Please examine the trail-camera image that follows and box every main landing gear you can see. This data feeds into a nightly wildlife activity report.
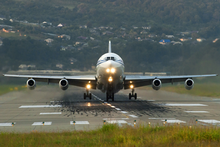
[84,89,92,100]
[106,92,114,102]
[129,88,137,100]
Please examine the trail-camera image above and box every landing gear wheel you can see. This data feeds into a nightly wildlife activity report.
[112,93,114,102]
[89,93,92,100]
[106,92,109,102]
[84,93,86,99]
[134,93,137,100]
[129,89,137,100]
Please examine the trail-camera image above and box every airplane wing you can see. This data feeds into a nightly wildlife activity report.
[3,74,97,89]
[124,74,217,89]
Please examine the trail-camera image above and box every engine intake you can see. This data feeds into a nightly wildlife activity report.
[27,79,36,90]
[185,79,194,90]
[152,79,162,90]
[59,79,69,90]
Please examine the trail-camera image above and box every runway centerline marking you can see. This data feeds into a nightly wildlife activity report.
[121,111,128,114]
[70,121,89,125]
[163,104,207,106]
[40,112,62,115]
[32,122,52,126]
[19,105,62,108]
[185,111,209,113]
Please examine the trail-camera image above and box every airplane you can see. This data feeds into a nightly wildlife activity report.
[4,41,217,101]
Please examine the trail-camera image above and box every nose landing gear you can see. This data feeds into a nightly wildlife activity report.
[106,92,114,102]
[129,88,137,100]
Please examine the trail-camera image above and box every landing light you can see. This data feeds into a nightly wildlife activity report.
[108,77,113,82]
[86,84,91,89]
[130,85,134,89]
[87,102,91,107]
[111,68,115,73]
[106,68,116,73]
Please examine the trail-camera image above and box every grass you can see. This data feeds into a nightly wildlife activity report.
[161,83,220,98]
[0,85,26,96]
[0,124,220,146]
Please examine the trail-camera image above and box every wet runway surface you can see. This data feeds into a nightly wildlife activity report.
[0,85,220,132]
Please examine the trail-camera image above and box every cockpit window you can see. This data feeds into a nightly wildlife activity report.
[106,57,115,61]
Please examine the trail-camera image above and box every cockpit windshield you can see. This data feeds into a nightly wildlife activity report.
[106,57,115,61]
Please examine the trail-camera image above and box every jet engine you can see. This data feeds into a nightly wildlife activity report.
[185,79,194,90]
[152,79,162,90]
[59,79,69,90]
[26,79,36,90]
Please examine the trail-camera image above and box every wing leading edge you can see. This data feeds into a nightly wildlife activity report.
[3,74,97,89]
[124,74,217,89]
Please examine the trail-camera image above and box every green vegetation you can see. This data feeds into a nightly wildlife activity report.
[0,124,220,146]
[0,0,219,74]
[0,85,26,96]
[162,83,220,98]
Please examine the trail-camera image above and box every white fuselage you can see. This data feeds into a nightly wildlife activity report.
[96,53,124,93]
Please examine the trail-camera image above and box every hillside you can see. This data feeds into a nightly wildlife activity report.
[0,0,219,74]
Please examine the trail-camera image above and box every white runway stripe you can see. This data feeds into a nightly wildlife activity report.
[120,111,128,114]
[19,105,62,108]
[149,118,176,120]
[164,104,207,106]
[103,118,129,120]
[185,111,209,113]
[115,108,121,111]
[198,120,220,124]
[32,122,52,126]
[162,120,186,123]
[107,120,127,124]
[0,123,13,126]
[146,100,155,102]
[70,121,89,125]
[40,112,62,115]
[129,115,138,118]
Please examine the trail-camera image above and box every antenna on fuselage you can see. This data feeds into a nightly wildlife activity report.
[108,41,111,53]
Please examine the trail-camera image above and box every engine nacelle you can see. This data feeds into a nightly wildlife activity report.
[59,79,69,90]
[152,79,162,90]
[185,79,194,90]
[26,79,36,90]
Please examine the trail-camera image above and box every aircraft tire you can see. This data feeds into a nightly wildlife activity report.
[135,93,137,100]
[112,93,114,101]
[89,93,92,99]
[84,93,86,99]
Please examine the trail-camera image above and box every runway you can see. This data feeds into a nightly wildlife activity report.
[0,85,220,132]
